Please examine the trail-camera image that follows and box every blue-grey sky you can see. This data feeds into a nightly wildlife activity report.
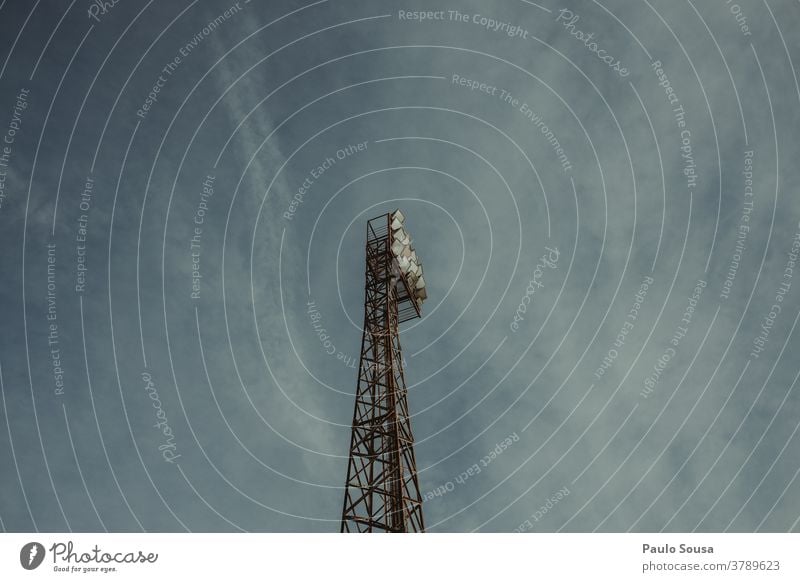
[1,0,799,532]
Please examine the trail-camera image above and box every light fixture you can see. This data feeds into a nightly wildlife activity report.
[391,239,405,256]
[390,209,427,308]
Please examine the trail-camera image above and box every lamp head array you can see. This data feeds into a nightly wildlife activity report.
[390,210,427,307]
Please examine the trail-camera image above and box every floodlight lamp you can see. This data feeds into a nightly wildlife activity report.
[387,210,428,309]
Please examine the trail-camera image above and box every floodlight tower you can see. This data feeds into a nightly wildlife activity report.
[340,210,428,532]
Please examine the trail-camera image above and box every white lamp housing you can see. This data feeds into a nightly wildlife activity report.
[390,210,427,307]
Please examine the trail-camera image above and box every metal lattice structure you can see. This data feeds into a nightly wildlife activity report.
[341,211,427,532]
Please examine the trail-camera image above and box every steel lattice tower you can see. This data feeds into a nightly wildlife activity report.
[341,211,428,532]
